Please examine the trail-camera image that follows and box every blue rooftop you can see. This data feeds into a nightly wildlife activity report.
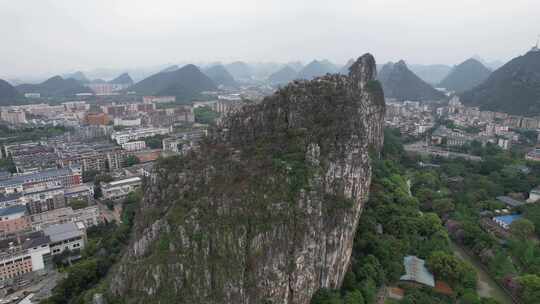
[0,167,75,187]
[0,205,27,217]
[494,214,522,225]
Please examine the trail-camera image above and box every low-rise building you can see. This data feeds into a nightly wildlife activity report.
[0,166,82,195]
[43,222,86,255]
[0,231,50,282]
[29,206,100,231]
[111,127,171,145]
[101,177,142,201]
[122,141,146,152]
[85,112,111,125]
[0,193,25,209]
[528,186,540,203]
[142,96,176,104]
[64,184,94,203]
[493,214,522,230]
[0,205,30,235]
[0,109,26,124]
[114,117,141,127]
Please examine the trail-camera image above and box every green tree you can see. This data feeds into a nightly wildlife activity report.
[432,198,455,216]
[125,155,140,166]
[510,218,535,240]
[517,274,540,303]
[311,288,342,304]
[194,106,220,124]
[343,290,364,304]
[427,251,476,288]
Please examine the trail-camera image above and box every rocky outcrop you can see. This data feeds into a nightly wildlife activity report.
[109,54,385,304]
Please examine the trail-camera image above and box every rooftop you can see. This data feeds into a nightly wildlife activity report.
[106,177,142,187]
[496,196,525,207]
[43,222,84,243]
[493,214,522,225]
[0,205,27,217]
[0,167,80,187]
[400,255,435,287]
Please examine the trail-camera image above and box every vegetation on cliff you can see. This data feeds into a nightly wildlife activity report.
[108,54,385,304]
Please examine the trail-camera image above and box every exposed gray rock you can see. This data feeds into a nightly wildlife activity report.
[110,54,385,304]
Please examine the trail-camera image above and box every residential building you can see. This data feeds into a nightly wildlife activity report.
[87,83,114,95]
[114,117,141,127]
[101,177,142,201]
[62,101,89,112]
[0,193,25,209]
[43,222,86,255]
[0,110,26,124]
[0,231,50,282]
[122,141,146,151]
[111,127,171,145]
[85,112,111,125]
[0,166,82,195]
[57,143,127,173]
[23,93,41,99]
[142,96,176,104]
[526,146,540,161]
[64,184,94,203]
[0,205,30,235]
[29,206,100,231]
[24,185,65,214]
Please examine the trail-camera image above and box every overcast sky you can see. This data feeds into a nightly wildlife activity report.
[1,0,539,79]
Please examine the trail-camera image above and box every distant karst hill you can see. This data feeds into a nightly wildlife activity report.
[130,64,217,101]
[63,71,90,84]
[408,64,452,85]
[225,61,253,81]
[297,60,338,80]
[203,65,238,87]
[461,48,540,115]
[0,79,23,105]
[109,73,134,85]
[268,65,298,85]
[439,58,491,93]
[16,76,93,97]
[378,60,446,101]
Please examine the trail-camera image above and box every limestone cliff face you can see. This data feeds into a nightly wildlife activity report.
[109,54,385,304]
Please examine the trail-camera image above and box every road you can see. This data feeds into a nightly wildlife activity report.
[451,242,514,303]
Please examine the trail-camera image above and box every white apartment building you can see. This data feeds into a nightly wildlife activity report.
[122,141,146,151]
[101,177,142,201]
[111,127,171,145]
[114,117,141,127]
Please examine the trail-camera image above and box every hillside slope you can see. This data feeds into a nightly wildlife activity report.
[130,65,217,100]
[109,54,386,304]
[461,49,540,115]
[439,58,491,93]
[378,60,446,101]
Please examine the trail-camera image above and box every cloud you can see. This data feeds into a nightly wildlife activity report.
[1,0,539,78]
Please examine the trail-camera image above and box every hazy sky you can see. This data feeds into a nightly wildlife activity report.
[2,0,539,79]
